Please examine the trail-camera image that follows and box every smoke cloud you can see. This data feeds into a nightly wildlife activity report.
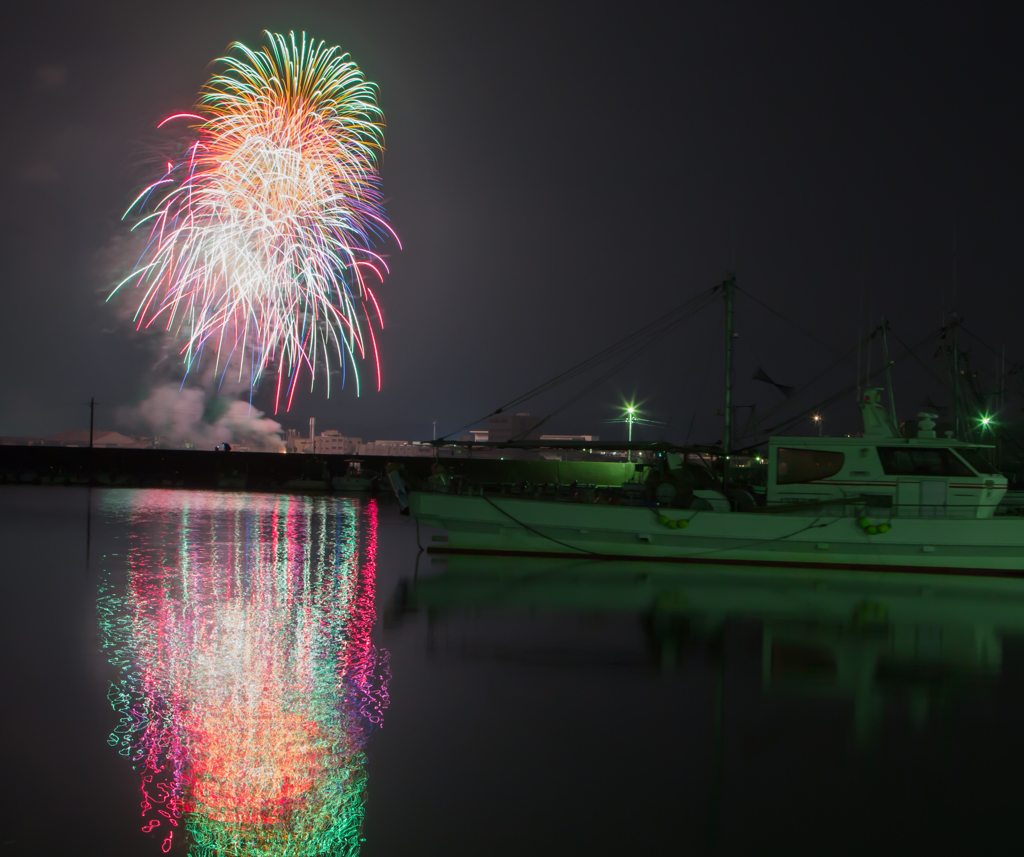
[121,385,285,452]
[98,229,286,453]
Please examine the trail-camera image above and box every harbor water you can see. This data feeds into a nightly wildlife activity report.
[2,485,1024,855]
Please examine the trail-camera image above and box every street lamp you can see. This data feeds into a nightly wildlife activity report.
[605,401,666,464]
[625,405,637,442]
[813,414,822,436]
[622,402,638,463]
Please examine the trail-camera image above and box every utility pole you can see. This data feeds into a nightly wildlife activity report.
[625,405,636,463]
[722,275,735,492]
[89,398,95,449]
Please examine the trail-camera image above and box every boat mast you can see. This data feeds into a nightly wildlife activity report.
[723,274,735,491]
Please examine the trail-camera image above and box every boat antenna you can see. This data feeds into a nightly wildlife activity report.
[951,208,962,440]
[722,273,735,494]
[864,298,873,396]
[856,256,866,401]
[952,311,962,439]
[881,317,898,430]
[1001,343,1006,414]
[855,305,862,403]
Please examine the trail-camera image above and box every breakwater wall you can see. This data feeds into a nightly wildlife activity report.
[0,445,639,493]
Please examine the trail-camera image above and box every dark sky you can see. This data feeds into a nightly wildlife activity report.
[3,1,1023,444]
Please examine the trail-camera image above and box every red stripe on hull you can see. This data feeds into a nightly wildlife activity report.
[425,546,1024,579]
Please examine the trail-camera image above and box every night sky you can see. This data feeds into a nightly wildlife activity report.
[3,2,1023,445]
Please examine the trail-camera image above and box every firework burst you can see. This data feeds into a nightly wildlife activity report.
[113,31,398,411]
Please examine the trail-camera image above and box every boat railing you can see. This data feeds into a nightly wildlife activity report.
[761,495,1003,519]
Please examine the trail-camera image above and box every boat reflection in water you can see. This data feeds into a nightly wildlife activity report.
[98,492,389,856]
[395,555,1018,737]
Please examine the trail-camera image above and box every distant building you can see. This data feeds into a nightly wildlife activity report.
[44,430,143,448]
[0,436,45,446]
[285,429,305,453]
[458,431,490,442]
[488,412,544,443]
[287,429,365,455]
[356,440,433,457]
[539,435,600,442]
[281,419,601,460]
[313,430,361,455]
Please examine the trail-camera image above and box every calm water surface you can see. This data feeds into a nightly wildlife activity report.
[3,485,1024,855]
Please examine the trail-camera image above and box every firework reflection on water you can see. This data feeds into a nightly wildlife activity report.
[98,491,389,856]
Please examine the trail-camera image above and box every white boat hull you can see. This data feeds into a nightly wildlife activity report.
[410,491,1024,575]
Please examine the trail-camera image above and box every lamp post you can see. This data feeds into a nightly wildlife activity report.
[624,404,636,462]
[813,414,822,436]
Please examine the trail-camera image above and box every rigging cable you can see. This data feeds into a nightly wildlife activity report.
[747,334,875,428]
[735,286,844,357]
[439,285,721,440]
[749,328,944,441]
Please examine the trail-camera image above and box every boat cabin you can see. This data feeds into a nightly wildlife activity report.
[765,389,1006,518]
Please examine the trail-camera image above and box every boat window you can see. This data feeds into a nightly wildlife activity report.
[776,448,845,484]
[955,447,1000,475]
[877,447,974,477]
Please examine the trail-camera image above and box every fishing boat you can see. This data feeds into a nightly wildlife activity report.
[411,388,1020,574]
[411,277,1023,576]
[331,459,379,493]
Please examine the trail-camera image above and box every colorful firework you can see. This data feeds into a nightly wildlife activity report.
[112,32,398,412]
[98,492,388,855]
